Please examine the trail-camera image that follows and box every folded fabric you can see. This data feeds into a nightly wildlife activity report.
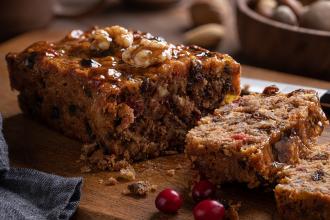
[0,115,9,173]
[0,114,83,220]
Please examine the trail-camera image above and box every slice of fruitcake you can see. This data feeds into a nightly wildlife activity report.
[275,143,330,220]
[6,25,240,169]
[186,86,328,188]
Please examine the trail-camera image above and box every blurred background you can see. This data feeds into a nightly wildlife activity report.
[1,0,330,80]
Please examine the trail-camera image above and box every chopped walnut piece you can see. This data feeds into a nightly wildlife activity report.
[105,25,133,48]
[118,166,136,181]
[122,38,172,68]
[90,29,112,50]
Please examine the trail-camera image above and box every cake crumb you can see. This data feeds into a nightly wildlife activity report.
[224,200,241,220]
[113,160,130,171]
[262,85,279,95]
[166,169,176,177]
[118,166,136,181]
[80,165,92,173]
[98,179,104,184]
[126,181,151,197]
[150,184,157,192]
[105,177,118,186]
[80,143,132,171]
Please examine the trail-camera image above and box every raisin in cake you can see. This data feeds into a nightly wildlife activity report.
[185,86,328,188]
[275,143,330,220]
[6,25,240,169]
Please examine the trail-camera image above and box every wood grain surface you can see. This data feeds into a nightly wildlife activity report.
[1,28,330,220]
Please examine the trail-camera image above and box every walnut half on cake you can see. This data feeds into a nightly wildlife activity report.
[6,25,240,169]
[185,87,328,188]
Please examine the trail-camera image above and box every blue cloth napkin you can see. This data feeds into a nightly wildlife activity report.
[0,115,82,220]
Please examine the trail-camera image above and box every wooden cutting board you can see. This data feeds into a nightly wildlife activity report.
[1,32,330,220]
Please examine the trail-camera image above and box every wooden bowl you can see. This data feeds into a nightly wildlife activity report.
[236,0,330,81]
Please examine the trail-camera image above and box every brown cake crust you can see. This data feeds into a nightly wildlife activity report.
[6,26,240,169]
[185,88,328,188]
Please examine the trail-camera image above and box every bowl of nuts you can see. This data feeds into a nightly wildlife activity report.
[236,0,330,80]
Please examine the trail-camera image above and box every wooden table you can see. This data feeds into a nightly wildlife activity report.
[1,12,330,220]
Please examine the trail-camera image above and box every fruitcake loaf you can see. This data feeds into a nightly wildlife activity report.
[275,143,330,220]
[185,86,328,188]
[6,25,240,169]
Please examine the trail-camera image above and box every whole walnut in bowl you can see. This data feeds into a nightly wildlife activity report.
[236,0,330,81]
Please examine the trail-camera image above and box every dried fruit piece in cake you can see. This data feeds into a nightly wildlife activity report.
[6,25,240,169]
[185,87,328,188]
[275,143,330,220]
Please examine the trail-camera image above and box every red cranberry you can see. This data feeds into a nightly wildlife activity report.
[231,133,247,141]
[193,199,225,220]
[192,180,216,202]
[155,188,183,214]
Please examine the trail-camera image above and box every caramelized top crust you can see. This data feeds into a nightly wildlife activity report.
[6,25,240,96]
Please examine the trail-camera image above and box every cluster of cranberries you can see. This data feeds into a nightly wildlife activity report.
[155,180,225,220]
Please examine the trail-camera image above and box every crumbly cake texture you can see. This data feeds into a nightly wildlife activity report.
[185,87,328,188]
[275,143,330,220]
[6,25,240,168]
